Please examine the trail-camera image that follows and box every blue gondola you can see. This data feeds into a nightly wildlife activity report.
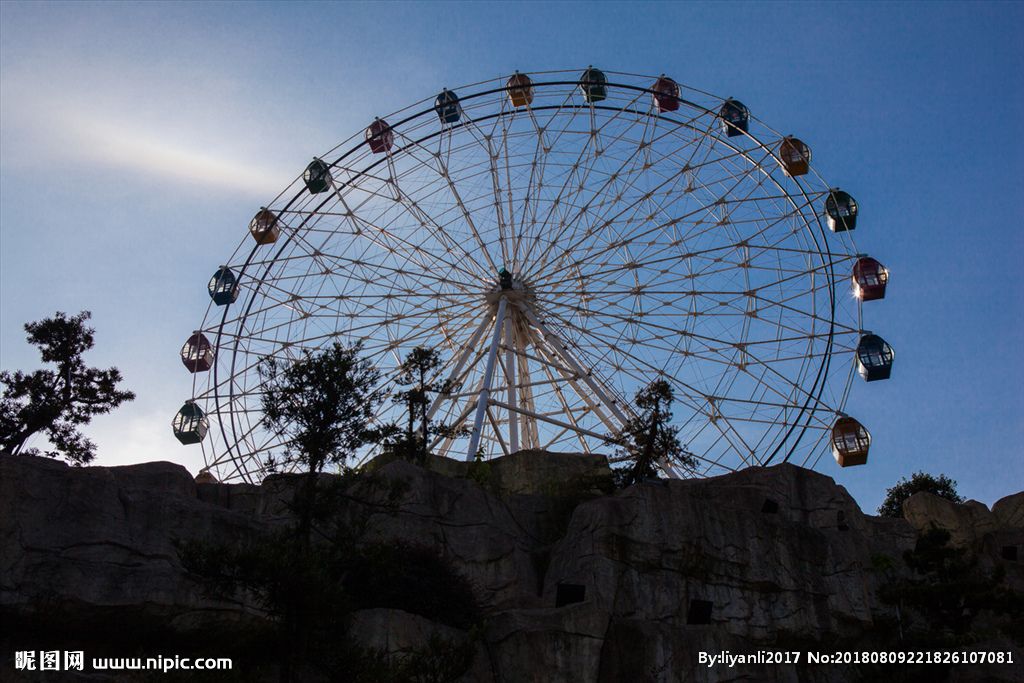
[719,99,749,137]
[579,66,607,103]
[173,401,208,445]
[304,158,332,194]
[435,88,462,124]
[825,189,858,232]
[208,266,238,306]
[856,333,894,381]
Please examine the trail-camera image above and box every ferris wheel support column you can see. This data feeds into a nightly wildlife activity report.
[517,303,630,427]
[466,297,508,460]
[505,316,520,453]
[425,311,493,423]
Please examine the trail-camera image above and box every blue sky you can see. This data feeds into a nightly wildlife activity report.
[1,1,1021,512]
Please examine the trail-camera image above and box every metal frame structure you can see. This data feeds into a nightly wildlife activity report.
[183,69,868,483]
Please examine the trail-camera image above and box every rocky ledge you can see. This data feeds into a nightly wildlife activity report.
[1,452,1021,682]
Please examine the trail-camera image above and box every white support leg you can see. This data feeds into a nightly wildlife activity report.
[466,297,507,460]
[505,314,519,454]
[517,303,631,426]
[425,311,493,422]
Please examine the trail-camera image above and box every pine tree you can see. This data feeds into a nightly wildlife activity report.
[0,311,134,464]
[387,346,464,464]
[611,379,695,486]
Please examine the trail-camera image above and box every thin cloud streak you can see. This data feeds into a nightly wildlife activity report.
[1,75,296,198]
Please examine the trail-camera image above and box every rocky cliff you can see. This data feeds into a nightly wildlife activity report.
[1,452,1021,682]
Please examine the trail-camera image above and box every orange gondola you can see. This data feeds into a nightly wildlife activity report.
[832,416,871,467]
[778,136,811,177]
[506,72,533,108]
[249,208,280,245]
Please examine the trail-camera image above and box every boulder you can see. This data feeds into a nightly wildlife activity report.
[903,492,998,546]
[993,492,1024,529]
[1,453,1019,682]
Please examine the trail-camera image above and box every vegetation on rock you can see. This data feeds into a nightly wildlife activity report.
[0,311,134,464]
[609,379,696,487]
[878,471,964,518]
[182,343,480,682]
[383,346,466,465]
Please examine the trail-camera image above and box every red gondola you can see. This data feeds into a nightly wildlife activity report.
[778,136,811,177]
[852,256,888,301]
[507,72,533,108]
[831,416,871,467]
[249,208,280,245]
[652,75,680,113]
[180,332,214,373]
[365,118,393,154]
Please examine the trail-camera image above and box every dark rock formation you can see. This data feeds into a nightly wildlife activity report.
[1,453,1020,681]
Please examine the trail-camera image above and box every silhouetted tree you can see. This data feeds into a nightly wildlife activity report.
[611,379,695,487]
[878,471,964,518]
[0,311,134,464]
[258,342,383,539]
[184,343,479,681]
[386,346,465,465]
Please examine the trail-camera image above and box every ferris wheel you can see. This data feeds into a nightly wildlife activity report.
[173,68,893,483]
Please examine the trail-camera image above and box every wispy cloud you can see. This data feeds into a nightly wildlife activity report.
[1,70,299,198]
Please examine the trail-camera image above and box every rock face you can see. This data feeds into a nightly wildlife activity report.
[1,453,1021,682]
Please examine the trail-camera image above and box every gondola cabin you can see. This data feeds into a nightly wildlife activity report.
[365,118,393,154]
[832,416,870,467]
[719,99,749,137]
[579,66,607,103]
[181,332,214,373]
[435,89,462,124]
[652,75,680,113]
[506,72,533,108]
[825,189,858,232]
[173,401,208,445]
[853,256,889,301]
[303,158,332,194]
[249,208,280,245]
[856,333,894,381]
[208,266,239,306]
[778,136,811,177]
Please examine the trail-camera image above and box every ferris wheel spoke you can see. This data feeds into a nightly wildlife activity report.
[388,137,502,279]
[189,70,866,481]
[524,115,701,278]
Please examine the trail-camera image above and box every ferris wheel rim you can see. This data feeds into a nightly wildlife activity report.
[190,68,863,482]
